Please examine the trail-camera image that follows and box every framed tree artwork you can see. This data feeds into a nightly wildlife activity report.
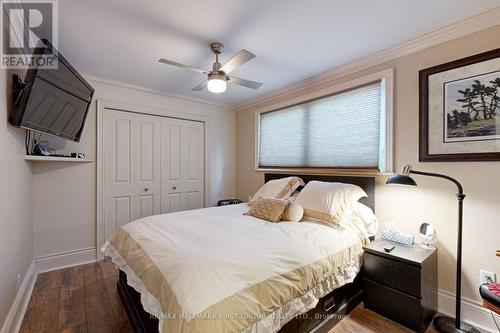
[419,48,500,161]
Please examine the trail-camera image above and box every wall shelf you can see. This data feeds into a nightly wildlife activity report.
[24,155,93,163]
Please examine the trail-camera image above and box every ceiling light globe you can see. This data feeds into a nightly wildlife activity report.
[207,78,227,93]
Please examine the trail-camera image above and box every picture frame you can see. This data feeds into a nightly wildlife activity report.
[419,48,500,162]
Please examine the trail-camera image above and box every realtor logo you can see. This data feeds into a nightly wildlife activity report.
[1,0,58,68]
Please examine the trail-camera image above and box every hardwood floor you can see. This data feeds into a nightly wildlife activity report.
[20,259,133,333]
[330,305,438,333]
[20,260,437,333]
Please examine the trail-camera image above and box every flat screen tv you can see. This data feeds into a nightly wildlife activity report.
[9,39,94,142]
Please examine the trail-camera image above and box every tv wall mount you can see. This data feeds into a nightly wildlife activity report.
[12,74,26,106]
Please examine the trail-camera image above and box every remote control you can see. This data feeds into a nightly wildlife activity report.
[384,245,395,253]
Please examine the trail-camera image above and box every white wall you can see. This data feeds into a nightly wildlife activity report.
[0,69,34,325]
[32,78,236,259]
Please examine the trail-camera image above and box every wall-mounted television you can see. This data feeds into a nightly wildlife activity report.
[9,39,94,142]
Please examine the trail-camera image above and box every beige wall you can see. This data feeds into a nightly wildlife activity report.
[235,25,500,304]
[33,80,236,259]
[0,69,34,324]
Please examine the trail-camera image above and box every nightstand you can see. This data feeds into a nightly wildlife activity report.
[363,239,437,333]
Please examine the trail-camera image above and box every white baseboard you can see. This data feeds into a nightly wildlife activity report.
[1,248,98,333]
[35,247,96,274]
[438,289,499,333]
[0,260,36,333]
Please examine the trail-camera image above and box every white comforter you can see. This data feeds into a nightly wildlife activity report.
[102,203,370,333]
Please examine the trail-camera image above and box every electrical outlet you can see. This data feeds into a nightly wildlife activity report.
[17,273,21,289]
[480,270,496,284]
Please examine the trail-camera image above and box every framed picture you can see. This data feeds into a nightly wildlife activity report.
[419,48,500,161]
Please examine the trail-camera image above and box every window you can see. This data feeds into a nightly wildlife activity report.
[257,72,392,172]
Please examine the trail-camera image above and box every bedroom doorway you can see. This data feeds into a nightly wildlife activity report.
[99,108,205,245]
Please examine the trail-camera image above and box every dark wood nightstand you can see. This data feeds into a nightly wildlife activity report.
[363,239,437,333]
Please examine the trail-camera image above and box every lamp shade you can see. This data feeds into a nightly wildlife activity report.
[386,174,417,186]
[207,78,227,93]
[386,165,417,186]
[207,73,227,94]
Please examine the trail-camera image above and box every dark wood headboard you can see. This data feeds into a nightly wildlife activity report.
[264,173,375,211]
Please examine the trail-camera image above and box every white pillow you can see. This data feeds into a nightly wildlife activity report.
[281,203,304,222]
[250,177,304,203]
[351,202,378,237]
[295,181,367,225]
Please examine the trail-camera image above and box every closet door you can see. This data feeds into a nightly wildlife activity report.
[161,118,204,213]
[102,109,161,240]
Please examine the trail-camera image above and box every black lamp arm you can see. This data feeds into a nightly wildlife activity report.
[410,170,464,197]
[410,168,469,330]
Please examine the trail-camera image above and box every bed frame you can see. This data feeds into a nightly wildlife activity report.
[118,173,375,333]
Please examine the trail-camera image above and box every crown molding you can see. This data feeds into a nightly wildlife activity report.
[235,6,500,113]
[82,74,231,110]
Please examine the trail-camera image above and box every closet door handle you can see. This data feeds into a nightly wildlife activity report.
[144,188,149,192]
[172,186,177,190]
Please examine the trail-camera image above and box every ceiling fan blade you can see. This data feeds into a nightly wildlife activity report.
[159,58,208,74]
[229,76,263,90]
[191,80,208,91]
[220,50,255,74]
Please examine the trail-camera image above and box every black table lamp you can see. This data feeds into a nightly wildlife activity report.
[386,165,479,333]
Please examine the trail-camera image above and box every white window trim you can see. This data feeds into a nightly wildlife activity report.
[254,68,394,174]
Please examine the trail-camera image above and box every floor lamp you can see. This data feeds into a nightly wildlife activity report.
[386,165,479,333]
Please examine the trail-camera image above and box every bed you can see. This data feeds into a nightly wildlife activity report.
[102,174,376,333]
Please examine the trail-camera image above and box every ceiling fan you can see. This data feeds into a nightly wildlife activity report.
[159,42,263,94]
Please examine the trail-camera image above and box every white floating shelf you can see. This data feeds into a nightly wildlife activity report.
[24,155,93,163]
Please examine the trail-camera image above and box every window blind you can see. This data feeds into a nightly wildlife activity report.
[258,81,383,169]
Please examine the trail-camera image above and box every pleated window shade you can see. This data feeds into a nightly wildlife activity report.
[258,81,384,169]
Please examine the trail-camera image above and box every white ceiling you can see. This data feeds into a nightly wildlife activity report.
[54,0,500,106]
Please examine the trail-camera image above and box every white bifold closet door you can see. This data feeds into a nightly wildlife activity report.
[102,109,204,241]
[161,118,204,213]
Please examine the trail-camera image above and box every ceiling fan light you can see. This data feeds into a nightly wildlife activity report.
[207,78,227,93]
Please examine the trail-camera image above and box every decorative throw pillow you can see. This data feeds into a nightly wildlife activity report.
[250,177,304,203]
[287,191,300,204]
[281,202,304,222]
[295,181,367,225]
[244,197,289,222]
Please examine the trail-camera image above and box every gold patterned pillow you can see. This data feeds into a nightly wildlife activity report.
[245,197,289,222]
